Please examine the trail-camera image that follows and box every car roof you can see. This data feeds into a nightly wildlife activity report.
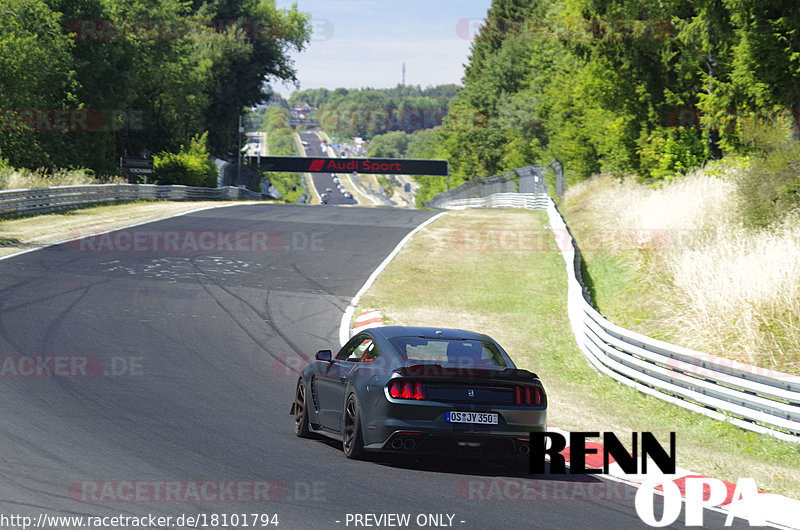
[366,325,493,342]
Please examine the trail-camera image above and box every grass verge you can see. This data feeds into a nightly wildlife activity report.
[560,172,800,373]
[0,200,259,258]
[357,208,800,498]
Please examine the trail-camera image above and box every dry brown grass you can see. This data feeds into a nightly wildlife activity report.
[0,201,256,258]
[0,167,125,191]
[563,169,800,373]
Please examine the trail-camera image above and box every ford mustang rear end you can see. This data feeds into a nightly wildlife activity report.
[291,326,547,462]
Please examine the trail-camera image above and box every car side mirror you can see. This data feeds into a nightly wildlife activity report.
[315,349,333,362]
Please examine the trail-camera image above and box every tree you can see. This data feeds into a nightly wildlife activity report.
[0,0,78,168]
[723,0,800,139]
[1,0,312,174]
[366,131,409,157]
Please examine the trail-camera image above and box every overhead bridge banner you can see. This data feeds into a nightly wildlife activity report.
[256,156,448,176]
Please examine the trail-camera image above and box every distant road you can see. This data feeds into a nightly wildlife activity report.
[298,131,357,206]
[244,131,267,157]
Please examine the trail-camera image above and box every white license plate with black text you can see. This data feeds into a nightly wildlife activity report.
[445,411,498,424]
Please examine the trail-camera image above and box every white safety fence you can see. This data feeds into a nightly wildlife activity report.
[0,183,264,218]
[430,192,550,210]
[436,192,800,443]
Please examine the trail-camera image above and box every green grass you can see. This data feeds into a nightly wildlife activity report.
[561,191,680,344]
[358,208,800,498]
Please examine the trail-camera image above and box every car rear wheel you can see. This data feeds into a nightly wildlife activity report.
[342,393,365,459]
[294,379,311,438]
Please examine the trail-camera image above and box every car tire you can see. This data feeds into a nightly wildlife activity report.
[342,393,365,459]
[293,379,311,438]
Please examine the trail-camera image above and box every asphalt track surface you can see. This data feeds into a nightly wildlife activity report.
[298,131,357,206]
[0,204,745,529]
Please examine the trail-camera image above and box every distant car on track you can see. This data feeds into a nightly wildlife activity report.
[291,326,547,462]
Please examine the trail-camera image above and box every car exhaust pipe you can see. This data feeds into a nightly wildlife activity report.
[391,438,404,450]
[403,438,416,451]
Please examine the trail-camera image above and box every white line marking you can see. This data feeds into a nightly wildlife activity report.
[338,211,447,346]
[0,202,258,262]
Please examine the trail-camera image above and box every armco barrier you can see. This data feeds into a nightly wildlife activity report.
[0,184,264,218]
[432,190,800,443]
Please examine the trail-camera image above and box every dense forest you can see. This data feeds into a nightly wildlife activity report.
[402,0,800,206]
[0,0,310,175]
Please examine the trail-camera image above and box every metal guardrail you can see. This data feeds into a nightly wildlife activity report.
[434,191,800,443]
[0,184,264,218]
[425,173,517,209]
[424,160,563,208]
[431,192,550,210]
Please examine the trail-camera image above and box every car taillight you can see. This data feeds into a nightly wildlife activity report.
[514,386,541,405]
[388,381,426,400]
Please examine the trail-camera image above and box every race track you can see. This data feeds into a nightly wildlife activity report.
[0,204,742,528]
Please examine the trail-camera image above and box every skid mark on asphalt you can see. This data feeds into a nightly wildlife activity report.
[184,257,312,375]
[100,256,258,281]
[0,277,116,355]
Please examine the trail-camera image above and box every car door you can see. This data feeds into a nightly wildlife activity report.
[315,335,374,430]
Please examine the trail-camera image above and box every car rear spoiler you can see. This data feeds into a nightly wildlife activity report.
[393,364,540,381]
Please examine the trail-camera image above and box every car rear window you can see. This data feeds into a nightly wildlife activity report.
[389,337,508,368]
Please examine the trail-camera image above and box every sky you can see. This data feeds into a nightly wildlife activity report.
[271,0,493,98]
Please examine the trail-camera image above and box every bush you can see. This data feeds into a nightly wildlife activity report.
[267,172,304,203]
[638,128,708,182]
[735,140,800,227]
[153,133,217,188]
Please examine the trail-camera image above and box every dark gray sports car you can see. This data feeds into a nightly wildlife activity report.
[290,326,547,461]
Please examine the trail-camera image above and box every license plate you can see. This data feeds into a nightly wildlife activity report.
[445,411,498,425]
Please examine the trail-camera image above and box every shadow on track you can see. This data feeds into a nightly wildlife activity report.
[298,433,604,483]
